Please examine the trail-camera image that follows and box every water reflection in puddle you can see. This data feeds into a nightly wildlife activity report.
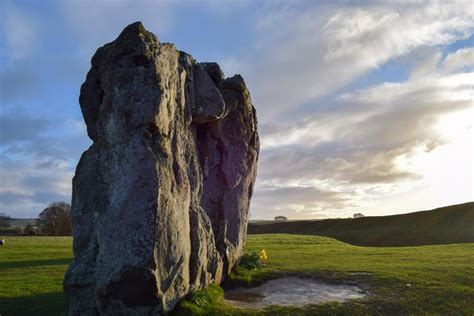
[224,277,366,309]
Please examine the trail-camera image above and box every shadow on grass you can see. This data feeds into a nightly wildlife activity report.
[0,291,67,316]
[0,258,71,270]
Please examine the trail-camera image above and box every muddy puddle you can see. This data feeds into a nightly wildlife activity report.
[224,277,366,309]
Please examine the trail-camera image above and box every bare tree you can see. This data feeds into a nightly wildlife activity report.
[37,202,72,236]
[0,213,11,229]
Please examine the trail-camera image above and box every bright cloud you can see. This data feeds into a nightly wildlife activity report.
[442,47,474,73]
[244,1,474,120]
[251,46,473,219]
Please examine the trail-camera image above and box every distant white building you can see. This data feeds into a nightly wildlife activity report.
[353,213,365,218]
[274,216,288,221]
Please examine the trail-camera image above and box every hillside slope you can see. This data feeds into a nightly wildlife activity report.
[8,218,37,228]
[248,202,474,246]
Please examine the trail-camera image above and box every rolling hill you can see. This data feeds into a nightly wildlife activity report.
[247,202,474,247]
[7,218,37,228]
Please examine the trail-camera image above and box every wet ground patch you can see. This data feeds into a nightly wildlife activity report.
[224,276,366,309]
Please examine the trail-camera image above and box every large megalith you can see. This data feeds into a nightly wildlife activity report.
[63,22,259,315]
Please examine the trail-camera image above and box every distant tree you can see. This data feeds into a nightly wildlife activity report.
[0,213,11,229]
[37,202,72,236]
[23,223,37,236]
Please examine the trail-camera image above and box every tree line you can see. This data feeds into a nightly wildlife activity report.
[0,202,72,236]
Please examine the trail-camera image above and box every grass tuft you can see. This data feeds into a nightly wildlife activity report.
[174,285,225,315]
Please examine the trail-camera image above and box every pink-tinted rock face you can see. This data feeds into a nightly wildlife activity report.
[63,22,259,315]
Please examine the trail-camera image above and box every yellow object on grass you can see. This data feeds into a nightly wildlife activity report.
[259,249,268,261]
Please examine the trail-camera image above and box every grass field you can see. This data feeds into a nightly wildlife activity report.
[1,235,473,315]
[248,202,474,247]
[0,237,71,315]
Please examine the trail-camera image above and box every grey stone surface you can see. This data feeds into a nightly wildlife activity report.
[64,22,259,315]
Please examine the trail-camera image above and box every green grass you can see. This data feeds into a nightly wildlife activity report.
[248,202,474,246]
[178,235,474,315]
[0,237,72,316]
[1,235,474,315]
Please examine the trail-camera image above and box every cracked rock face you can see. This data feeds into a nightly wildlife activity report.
[63,22,259,315]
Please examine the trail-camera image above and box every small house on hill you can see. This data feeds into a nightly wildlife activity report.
[353,213,364,218]
[274,216,288,221]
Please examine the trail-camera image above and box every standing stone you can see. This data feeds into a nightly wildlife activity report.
[63,22,259,315]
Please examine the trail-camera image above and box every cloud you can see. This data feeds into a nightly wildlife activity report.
[1,2,39,60]
[244,1,474,120]
[251,185,356,219]
[0,109,89,217]
[0,109,88,162]
[442,47,474,73]
[0,61,42,104]
[409,51,442,80]
[0,156,73,217]
[1,1,472,219]
[0,110,50,143]
[253,48,473,218]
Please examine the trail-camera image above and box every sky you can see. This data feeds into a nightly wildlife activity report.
[0,0,473,219]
